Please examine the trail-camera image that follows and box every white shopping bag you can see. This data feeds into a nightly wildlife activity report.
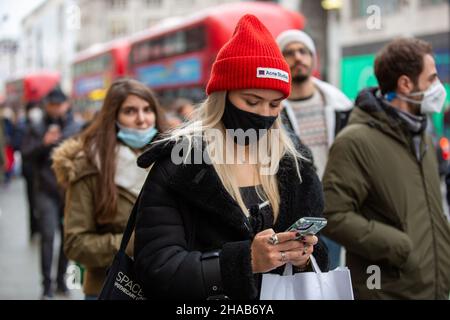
[260,255,354,300]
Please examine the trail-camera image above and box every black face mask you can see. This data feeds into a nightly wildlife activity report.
[221,95,278,145]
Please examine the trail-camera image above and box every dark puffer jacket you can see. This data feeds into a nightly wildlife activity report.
[134,139,328,300]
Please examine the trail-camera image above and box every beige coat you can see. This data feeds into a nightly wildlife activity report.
[52,138,139,296]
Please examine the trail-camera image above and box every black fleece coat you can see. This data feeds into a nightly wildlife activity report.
[134,139,328,300]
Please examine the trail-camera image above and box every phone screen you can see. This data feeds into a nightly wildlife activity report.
[287,217,327,238]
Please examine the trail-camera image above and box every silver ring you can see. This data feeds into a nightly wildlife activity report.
[280,251,287,262]
[268,234,279,245]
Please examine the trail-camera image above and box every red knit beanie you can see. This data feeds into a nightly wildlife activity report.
[206,14,291,98]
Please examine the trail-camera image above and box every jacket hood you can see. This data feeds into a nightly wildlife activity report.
[349,87,412,147]
[312,77,353,112]
[353,87,392,120]
[52,138,97,188]
[138,138,177,169]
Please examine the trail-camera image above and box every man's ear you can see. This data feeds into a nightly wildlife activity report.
[397,75,414,95]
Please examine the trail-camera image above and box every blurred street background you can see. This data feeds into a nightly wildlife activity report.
[0,179,83,299]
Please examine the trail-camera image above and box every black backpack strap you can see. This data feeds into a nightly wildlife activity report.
[201,251,227,300]
[118,190,143,253]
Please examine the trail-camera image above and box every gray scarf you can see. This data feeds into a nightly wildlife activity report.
[379,94,428,162]
[391,107,427,134]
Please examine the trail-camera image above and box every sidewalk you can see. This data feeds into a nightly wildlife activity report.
[0,178,83,300]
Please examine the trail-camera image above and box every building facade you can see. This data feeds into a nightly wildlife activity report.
[0,39,19,96]
[19,0,77,92]
[328,0,449,98]
[327,0,449,135]
[76,0,237,51]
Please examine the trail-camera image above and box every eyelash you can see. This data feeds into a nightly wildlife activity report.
[245,101,280,108]
[123,108,152,114]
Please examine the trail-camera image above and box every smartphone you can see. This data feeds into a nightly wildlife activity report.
[286,217,327,239]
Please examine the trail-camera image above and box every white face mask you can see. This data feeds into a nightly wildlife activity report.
[28,107,44,125]
[398,80,447,114]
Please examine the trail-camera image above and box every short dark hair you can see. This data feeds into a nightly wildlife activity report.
[45,86,67,104]
[374,38,433,94]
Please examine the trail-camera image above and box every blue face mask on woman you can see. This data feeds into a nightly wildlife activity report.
[116,122,158,149]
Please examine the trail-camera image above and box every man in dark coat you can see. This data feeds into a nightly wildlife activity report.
[22,87,83,299]
[17,101,43,238]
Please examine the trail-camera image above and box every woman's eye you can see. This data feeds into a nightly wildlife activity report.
[270,102,281,108]
[123,108,136,115]
[246,100,258,106]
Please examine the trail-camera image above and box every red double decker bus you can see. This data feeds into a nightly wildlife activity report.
[5,71,60,110]
[128,1,305,104]
[71,39,130,117]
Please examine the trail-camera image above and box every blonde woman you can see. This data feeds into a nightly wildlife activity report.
[134,15,328,300]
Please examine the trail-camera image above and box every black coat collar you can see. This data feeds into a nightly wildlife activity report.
[138,139,303,238]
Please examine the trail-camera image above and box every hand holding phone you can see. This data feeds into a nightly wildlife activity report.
[43,124,62,146]
[286,217,327,240]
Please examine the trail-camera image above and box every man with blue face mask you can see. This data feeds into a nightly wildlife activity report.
[322,38,450,299]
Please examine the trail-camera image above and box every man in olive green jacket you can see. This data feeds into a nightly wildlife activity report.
[323,38,450,299]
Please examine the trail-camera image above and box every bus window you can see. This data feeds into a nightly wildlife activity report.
[128,1,304,103]
[185,25,206,53]
[130,24,206,65]
[74,53,112,78]
[71,40,129,119]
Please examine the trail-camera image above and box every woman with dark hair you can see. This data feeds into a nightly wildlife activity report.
[52,79,167,299]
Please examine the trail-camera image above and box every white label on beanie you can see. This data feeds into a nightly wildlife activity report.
[256,68,289,83]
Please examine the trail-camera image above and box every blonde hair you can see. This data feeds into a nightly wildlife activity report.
[157,91,307,220]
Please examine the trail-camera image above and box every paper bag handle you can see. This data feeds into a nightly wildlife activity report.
[281,255,322,275]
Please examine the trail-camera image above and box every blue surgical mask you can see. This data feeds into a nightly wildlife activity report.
[116,123,158,149]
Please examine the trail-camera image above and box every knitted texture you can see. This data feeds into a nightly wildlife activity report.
[206,14,291,98]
